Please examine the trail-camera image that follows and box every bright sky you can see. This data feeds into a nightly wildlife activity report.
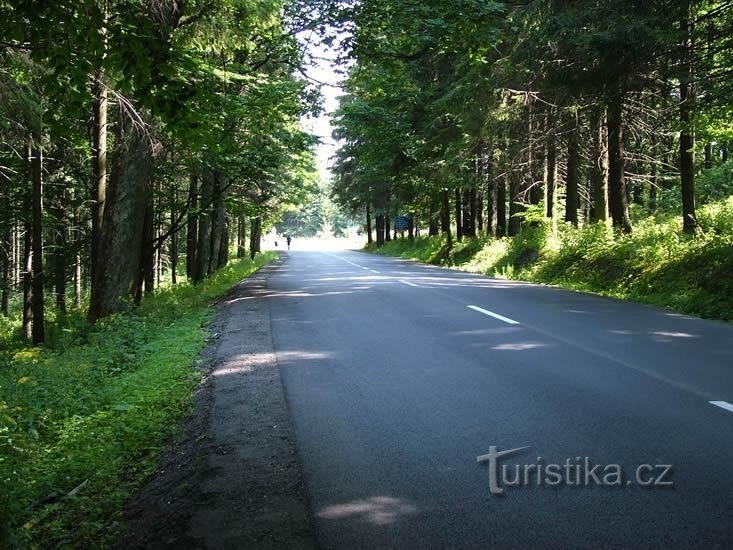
[300,34,347,184]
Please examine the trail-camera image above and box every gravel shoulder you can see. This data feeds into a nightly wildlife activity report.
[119,258,316,549]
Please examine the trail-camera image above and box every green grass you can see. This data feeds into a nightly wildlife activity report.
[370,197,733,322]
[0,252,276,548]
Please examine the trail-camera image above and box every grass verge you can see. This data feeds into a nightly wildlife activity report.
[369,198,733,322]
[0,252,276,547]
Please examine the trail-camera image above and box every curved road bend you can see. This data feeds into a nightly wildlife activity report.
[266,249,733,548]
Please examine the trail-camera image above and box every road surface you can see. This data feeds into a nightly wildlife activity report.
[266,248,733,548]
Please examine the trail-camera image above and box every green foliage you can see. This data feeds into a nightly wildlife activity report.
[372,199,733,322]
[697,160,733,203]
[0,252,276,548]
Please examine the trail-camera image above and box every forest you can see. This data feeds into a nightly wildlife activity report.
[0,0,334,545]
[332,0,733,320]
[2,0,733,546]
[0,0,328,346]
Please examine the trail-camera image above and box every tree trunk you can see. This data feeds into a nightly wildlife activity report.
[441,188,452,249]
[91,80,108,287]
[428,202,439,236]
[53,219,67,315]
[194,167,214,282]
[186,172,198,278]
[73,199,82,308]
[23,222,32,340]
[590,108,609,222]
[485,148,496,236]
[704,143,712,169]
[509,159,524,237]
[1,206,9,316]
[139,191,155,301]
[375,213,385,247]
[217,212,230,268]
[496,175,507,237]
[170,191,178,284]
[237,216,246,258]
[476,190,484,233]
[545,114,557,219]
[467,188,477,238]
[565,119,580,226]
[30,143,44,344]
[607,93,632,232]
[249,216,261,260]
[649,140,659,214]
[366,202,373,244]
[454,188,463,241]
[208,173,227,274]
[680,0,698,234]
[530,108,546,205]
[88,113,153,321]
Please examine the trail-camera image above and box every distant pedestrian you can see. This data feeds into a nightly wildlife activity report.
[286,235,292,250]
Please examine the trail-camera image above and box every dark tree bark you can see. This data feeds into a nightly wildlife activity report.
[186,172,198,278]
[1,192,10,316]
[441,188,452,249]
[508,170,523,236]
[30,143,44,344]
[194,167,214,283]
[217,212,230,268]
[467,187,477,238]
[565,119,580,226]
[88,114,153,322]
[208,173,227,274]
[545,114,557,219]
[138,189,155,301]
[607,93,632,232]
[73,198,82,308]
[366,202,373,244]
[428,202,439,236]
[22,221,32,340]
[461,189,469,236]
[1,225,9,316]
[680,0,698,234]
[170,190,178,284]
[52,216,67,315]
[496,175,507,237]
[249,216,261,260]
[476,191,484,233]
[91,81,108,287]
[408,215,414,239]
[530,108,546,205]
[484,147,497,236]
[454,188,463,241]
[590,108,609,222]
[375,213,385,247]
[648,140,659,214]
[237,216,246,258]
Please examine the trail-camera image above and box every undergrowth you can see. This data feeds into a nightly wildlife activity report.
[370,197,733,322]
[0,252,276,547]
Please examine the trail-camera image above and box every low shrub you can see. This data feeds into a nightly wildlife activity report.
[0,252,276,547]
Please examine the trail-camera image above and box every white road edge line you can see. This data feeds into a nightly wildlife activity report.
[329,254,381,274]
[710,401,733,413]
[400,279,419,287]
[467,305,520,325]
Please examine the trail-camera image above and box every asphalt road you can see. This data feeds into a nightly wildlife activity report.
[267,248,733,549]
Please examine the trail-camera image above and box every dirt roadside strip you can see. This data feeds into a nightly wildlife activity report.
[119,257,317,549]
